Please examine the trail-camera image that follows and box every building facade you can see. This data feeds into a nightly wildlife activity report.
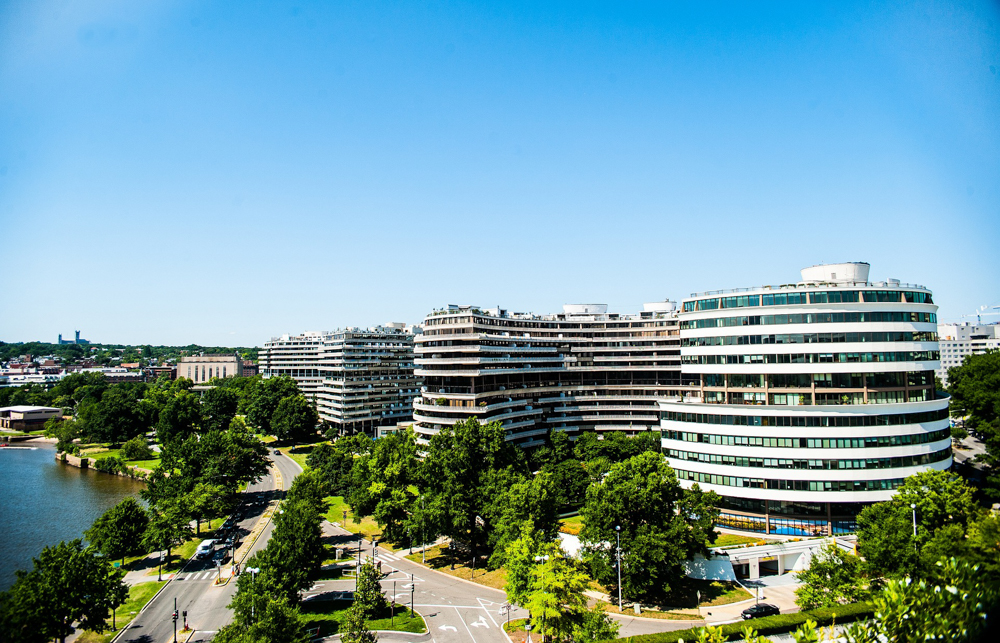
[414,302,697,446]
[178,354,244,383]
[258,325,420,435]
[936,322,1000,386]
[660,262,949,536]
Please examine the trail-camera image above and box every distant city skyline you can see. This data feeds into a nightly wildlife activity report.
[1,1,997,346]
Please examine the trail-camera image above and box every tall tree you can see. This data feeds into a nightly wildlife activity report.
[947,350,1000,498]
[79,387,144,444]
[271,395,319,443]
[349,428,420,542]
[857,469,983,580]
[580,451,719,603]
[156,391,202,444]
[202,386,241,432]
[0,540,127,643]
[243,376,300,435]
[419,417,528,555]
[85,497,150,567]
[794,544,871,609]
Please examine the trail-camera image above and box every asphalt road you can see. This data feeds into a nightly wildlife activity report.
[313,525,529,643]
[119,452,303,643]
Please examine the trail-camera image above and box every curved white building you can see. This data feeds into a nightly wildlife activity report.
[661,263,949,535]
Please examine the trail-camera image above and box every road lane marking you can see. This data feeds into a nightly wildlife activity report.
[456,607,479,643]
[470,615,489,628]
[438,625,458,632]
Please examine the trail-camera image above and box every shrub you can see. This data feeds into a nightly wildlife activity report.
[602,602,875,642]
[94,455,127,475]
[121,435,153,461]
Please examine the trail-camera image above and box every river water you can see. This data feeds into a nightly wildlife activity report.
[0,442,145,590]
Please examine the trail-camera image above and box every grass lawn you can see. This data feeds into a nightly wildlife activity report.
[712,533,774,548]
[661,579,752,609]
[76,580,168,643]
[559,514,584,535]
[323,496,385,542]
[404,545,507,590]
[601,604,698,620]
[300,600,426,636]
[127,457,161,470]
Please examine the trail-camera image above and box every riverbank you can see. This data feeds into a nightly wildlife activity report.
[0,443,146,590]
[56,451,153,480]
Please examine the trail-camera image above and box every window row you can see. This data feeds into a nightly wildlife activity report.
[666,445,950,470]
[663,428,951,448]
[682,351,940,365]
[683,290,933,312]
[675,469,904,492]
[711,371,935,389]
[682,331,938,347]
[717,513,855,536]
[680,311,937,330]
[662,407,949,427]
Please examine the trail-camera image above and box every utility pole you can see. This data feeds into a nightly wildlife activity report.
[615,525,623,612]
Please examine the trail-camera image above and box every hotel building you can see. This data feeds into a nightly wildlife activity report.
[413,302,697,446]
[258,325,421,435]
[660,262,949,536]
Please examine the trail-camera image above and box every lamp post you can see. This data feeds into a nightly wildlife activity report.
[910,503,918,551]
[615,525,623,612]
[245,567,261,622]
[533,555,549,640]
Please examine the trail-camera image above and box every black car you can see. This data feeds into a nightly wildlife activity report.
[742,603,780,620]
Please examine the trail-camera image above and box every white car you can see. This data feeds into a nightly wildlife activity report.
[195,539,216,560]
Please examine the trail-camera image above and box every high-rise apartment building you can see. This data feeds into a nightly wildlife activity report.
[661,262,949,536]
[936,322,1000,386]
[413,302,697,446]
[258,324,421,435]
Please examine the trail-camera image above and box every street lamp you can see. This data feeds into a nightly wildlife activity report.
[245,567,261,622]
[615,525,623,612]
[910,503,918,551]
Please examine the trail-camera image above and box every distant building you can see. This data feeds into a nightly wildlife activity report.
[178,354,244,383]
[242,361,259,377]
[57,331,90,345]
[0,406,62,430]
[936,322,1000,386]
[259,324,420,435]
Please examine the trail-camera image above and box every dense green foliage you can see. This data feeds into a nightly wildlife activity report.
[271,394,320,443]
[0,540,128,643]
[85,497,150,565]
[855,469,995,580]
[793,544,870,609]
[581,451,719,603]
[948,350,1000,498]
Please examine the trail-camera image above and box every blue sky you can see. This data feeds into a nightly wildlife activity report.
[1,1,997,346]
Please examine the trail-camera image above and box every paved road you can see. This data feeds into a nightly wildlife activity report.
[119,452,303,642]
[315,524,529,643]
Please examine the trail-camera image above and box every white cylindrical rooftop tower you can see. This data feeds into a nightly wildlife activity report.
[800,262,870,284]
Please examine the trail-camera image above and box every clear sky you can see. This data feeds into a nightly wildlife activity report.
[1,1,998,346]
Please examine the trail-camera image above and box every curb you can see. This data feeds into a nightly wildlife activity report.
[109,577,173,643]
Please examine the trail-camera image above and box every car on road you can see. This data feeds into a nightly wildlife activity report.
[273,449,281,455]
[742,603,780,619]
[213,549,230,564]
[195,539,216,560]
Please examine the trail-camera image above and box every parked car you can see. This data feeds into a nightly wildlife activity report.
[213,549,230,564]
[195,539,216,560]
[742,603,780,620]
[273,449,281,456]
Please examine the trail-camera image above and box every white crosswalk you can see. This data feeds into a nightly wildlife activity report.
[181,571,221,581]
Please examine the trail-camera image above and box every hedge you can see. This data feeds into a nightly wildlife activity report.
[607,601,874,642]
